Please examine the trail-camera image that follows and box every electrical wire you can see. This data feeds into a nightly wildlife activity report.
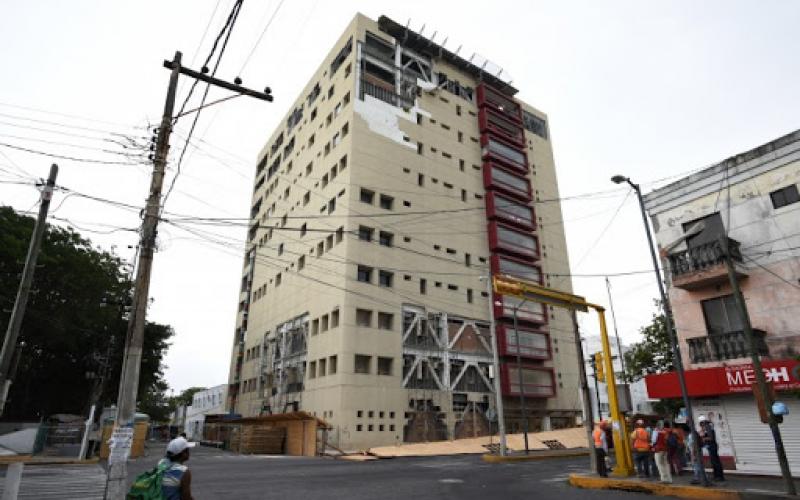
[238,0,286,74]
[163,0,245,211]
[0,141,144,166]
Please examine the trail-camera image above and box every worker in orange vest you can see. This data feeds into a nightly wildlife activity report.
[593,420,609,477]
[630,419,652,478]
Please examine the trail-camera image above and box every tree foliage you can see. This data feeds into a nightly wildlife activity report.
[0,206,173,421]
[623,300,675,382]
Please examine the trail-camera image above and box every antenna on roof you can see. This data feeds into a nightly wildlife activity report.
[419,23,426,36]
[454,44,462,56]
[430,30,438,43]
[468,53,475,62]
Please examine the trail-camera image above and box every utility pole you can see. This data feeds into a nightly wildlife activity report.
[484,275,507,456]
[720,238,796,496]
[572,311,597,474]
[0,163,58,416]
[105,51,272,499]
[605,276,627,378]
[611,175,709,485]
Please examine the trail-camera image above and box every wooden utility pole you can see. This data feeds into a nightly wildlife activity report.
[105,51,273,499]
[0,163,58,416]
[720,237,796,496]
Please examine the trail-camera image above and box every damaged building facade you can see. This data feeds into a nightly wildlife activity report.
[227,13,580,450]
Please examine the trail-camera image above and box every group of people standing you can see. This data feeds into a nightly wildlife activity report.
[593,415,725,485]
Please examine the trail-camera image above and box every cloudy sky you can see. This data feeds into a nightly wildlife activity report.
[1,1,798,393]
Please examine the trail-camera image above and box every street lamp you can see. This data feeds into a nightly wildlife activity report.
[611,175,709,486]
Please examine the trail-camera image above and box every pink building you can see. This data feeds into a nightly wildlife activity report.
[643,129,800,475]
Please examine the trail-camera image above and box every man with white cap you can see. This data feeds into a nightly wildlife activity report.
[159,436,196,500]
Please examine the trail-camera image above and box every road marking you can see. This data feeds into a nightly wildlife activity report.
[439,478,464,484]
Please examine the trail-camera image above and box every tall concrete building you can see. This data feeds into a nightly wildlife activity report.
[227,13,580,450]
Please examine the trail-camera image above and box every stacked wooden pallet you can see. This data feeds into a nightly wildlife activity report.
[237,426,286,454]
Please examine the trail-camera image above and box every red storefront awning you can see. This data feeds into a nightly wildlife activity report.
[645,358,800,399]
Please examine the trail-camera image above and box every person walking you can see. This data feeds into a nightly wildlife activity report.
[630,419,652,478]
[666,424,683,476]
[159,436,196,500]
[699,416,725,483]
[593,420,609,477]
[652,421,673,483]
[686,425,704,485]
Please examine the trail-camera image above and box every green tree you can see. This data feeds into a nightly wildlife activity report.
[0,206,173,420]
[624,300,681,417]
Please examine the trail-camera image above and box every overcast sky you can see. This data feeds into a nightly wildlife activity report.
[1,1,798,394]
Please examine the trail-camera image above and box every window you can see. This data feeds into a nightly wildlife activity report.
[317,241,324,256]
[355,354,371,374]
[321,314,329,332]
[377,357,393,376]
[379,231,393,247]
[403,200,411,207]
[417,143,423,155]
[368,425,374,431]
[461,189,467,202]
[322,173,329,188]
[359,225,374,241]
[328,197,336,214]
[309,361,317,379]
[420,279,427,294]
[457,131,463,143]
[418,173,425,186]
[360,188,375,204]
[312,318,320,335]
[328,85,335,98]
[326,234,334,249]
[298,255,305,270]
[356,308,372,327]
[319,358,327,376]
[770,184,800,209]
[379,194,394,210]
[465,253,471,267]
[339,155,347,171]
[447,284,458,291]
[379,270,394,287]
[329,355,337,374]
[277,243,284,256]
[702,295,744,334]
[467,289,473,303]
[522,110,548,139]
[357,265,373,283]
[336,226,344,243]
[300,223,307,237]
[308,134,315,147]
[275,273,282,287]
[356,425,363,431]
[377,312,393,330]
[331,309,340,328]
[303,192,310,206]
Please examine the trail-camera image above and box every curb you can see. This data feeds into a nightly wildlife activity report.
[0,456,100,466]
[482,450,590,463]
[569,473,740,500]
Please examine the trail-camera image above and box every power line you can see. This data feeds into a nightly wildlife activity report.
[741,254,800,291]
[164,0,245,210]
[0,141,143,166]
[238,0,287,74]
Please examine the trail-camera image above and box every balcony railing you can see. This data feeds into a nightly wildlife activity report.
[669,238,742,277]
[360,79,414,109]
[687,329,769,363]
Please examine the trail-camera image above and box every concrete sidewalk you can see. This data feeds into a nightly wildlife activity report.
[570,471,800,499]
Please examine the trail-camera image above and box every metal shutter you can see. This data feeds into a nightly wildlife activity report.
[724,394,800,474]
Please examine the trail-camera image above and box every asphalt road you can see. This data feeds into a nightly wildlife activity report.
[126,445,656,500]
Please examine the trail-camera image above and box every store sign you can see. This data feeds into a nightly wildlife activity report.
[645,359,800,399]
[724,363,800,392]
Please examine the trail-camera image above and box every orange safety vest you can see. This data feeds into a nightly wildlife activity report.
[593,429,604,447]
[632,427,650,451]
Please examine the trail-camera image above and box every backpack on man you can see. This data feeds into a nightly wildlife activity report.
[126,461,170,500]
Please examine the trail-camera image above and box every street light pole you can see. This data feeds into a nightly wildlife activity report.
[512,300,529,454]
[483,276,507,456]
[611,175,709,486]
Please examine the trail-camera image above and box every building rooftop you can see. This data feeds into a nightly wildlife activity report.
[378,15,518,97]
